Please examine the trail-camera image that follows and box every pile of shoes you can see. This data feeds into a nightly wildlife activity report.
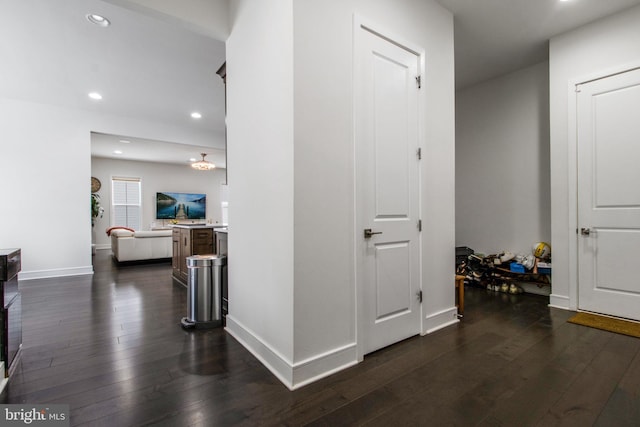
[487,281,524,294]
[455,247,523,293]
[456,243,551,294]
[458,252,494,288]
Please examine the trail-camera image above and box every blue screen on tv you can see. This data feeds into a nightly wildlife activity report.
[156,192,206,219]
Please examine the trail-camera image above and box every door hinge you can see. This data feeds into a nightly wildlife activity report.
[417,147,422,160]
[418,219,422,232]
[417,290,423,303]
[416,75,421,89]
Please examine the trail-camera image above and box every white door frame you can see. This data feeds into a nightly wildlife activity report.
[353,14,426,361]
[566,60,640,311]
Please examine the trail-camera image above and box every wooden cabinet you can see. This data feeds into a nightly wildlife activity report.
[172,228,184,283]
[0,248,21,385]
[172,227,214,285]
[215,230,228,323]
[191,228,214,254]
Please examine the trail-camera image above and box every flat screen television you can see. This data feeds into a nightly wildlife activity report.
[156,192,206,220]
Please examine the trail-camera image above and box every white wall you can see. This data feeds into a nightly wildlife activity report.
[0,99,93,279]
[0,97,222,279]
[456,62,551,256]
[549,5,640,310]
[91,157,226,248]
[225,0,453,389]
[225,0,296,383]
[292,0,455,377]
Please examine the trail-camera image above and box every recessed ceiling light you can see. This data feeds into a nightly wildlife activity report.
[88,92,102,100]
[113,150,123,155]
[191,112,202,119]
[189,158,197,162]
[119,139,131,144]
[87,14,110,27]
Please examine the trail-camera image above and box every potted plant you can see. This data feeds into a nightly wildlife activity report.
[91,193,104,226]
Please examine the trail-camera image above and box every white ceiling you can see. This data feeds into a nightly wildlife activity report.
[3,0,640,165]
[91,132,226,167]
[436,0,640,89]
[0,0,226,166]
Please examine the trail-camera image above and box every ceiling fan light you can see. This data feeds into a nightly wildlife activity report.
[191,153,215,170]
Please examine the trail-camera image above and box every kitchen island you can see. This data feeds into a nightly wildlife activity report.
[171,224,225,286]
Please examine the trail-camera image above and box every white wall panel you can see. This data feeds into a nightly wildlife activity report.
[292,0,454,370]
[225,0,295,381]
[456,62,551,256]
[549,4,640,309]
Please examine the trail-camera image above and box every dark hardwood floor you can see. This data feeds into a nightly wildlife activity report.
[2,250,639,426]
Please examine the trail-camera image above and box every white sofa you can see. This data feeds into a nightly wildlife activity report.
[110,229,172,262]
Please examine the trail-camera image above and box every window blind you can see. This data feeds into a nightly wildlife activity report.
[111,177,141,230]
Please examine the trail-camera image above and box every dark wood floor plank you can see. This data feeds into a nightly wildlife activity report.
[595,349,640,426]
[362,395,460,427]
[438,321,596,425]
[535,332,640,426]
[297,332,507,426]
[476,327,614,426]
[3,250,640,427]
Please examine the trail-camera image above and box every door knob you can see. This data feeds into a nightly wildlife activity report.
[364,228,382,239]
[581,228,591,236]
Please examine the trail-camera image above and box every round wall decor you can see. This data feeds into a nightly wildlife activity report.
[91,176,102,193]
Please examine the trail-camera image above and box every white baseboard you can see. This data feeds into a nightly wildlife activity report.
[18,266,94,281]
[291,343,358,390]
[423,307,459,334]
[225,315,294,388]
[549,293,571,310]
[95,244,111,250]
[225,315,358,390]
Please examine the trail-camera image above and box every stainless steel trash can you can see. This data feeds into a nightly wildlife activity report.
[181,255,226,329]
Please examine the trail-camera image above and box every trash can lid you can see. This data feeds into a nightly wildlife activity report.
[186,254,226,267]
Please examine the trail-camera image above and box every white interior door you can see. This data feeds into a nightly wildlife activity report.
[356,23,421,355]
[577,67,640,321]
